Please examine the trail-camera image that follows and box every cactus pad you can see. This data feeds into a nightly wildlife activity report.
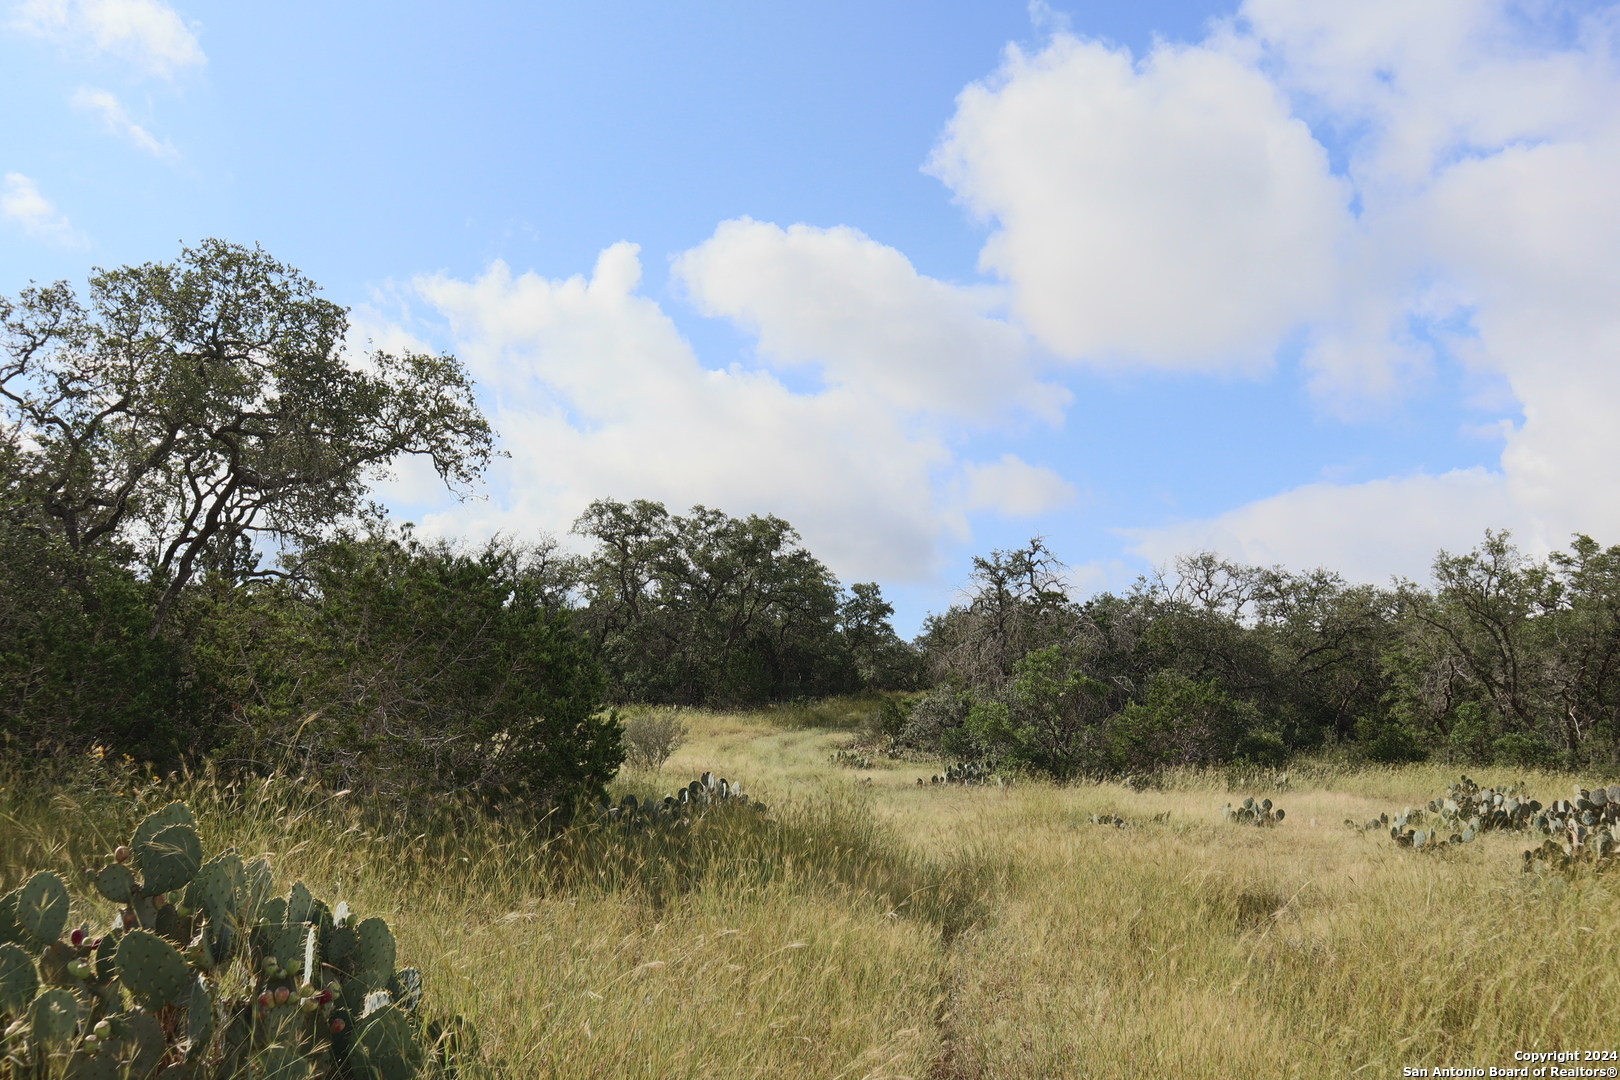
[93,863,135,905]
[117,1010,166,1075]
[325,925,358,968]
[110,1007,165,1078]
[265,924,312,974]
[184,973,214,1049]
[261,896,289,929]
[136,822,203,897]
[0,941,38,1014]
[352,917,396,990]
[62,1048,120,1080]
[0,889,19,946]
[132,801,196,850]
[184,851,244,926]
[0,797,435,1080]
[353,1002,423,1080]
[115,929,194,1009]
[17,871,70,946]
[257,1041,317,1080]
[243,857,274,918]
[29,986,80,1045]
[288,881,316,925]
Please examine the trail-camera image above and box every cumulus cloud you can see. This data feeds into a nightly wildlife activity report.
[929,32,1351,370]
[0,173,85,246]
[1113,0,1620,580]
[1126,469,1523,584]
[11,0,204,78]
[71,87,176,157]
[959,454,1077,518]
[396,242,959,582]
[674,217,1063,421]
[383,1,1620,595]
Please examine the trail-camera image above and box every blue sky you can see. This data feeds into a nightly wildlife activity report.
[5,0,1618,634]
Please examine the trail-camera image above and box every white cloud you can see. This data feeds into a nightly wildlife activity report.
[11,0,204,78]
[1117,0,1620,580]
[928,32,1352,370]
[71,87,176,157]
[673,217,1064,421]
[1126,469,1524,584]
[959,454,1078,517]
[396,242,960,582]
[370,2,1620,596]
[0,173,85,246]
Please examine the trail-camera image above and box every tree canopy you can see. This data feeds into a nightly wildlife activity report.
[0,239,493,633]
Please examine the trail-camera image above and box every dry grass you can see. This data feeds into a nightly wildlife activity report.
[5,716,1620,1078]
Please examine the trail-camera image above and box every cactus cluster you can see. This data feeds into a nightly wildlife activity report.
[1088,811,1170,828]
[827,751,874,770]
[925,763,993,786]
[1359,776,1540,851]
[1522,783,1620,873]
[592,771,764,828]
[0,801,462,1080]
[1222,797,1284,826]
[1384,805,1476,850]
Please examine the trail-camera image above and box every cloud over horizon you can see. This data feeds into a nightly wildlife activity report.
[366,0,1620,601]
[927,0,1620,585]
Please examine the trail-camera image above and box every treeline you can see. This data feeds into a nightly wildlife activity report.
[5,241,1619,803]
[906,533,1620,776]
[0,240,916,806]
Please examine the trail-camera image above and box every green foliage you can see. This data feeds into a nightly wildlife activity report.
[0,518,216,760]
[0,800,467,1080]
[212,530,615,806]
[0,240,492,634]
[0,240,493,768]
[1388,531,1620,767]
[1354,715,1429,764]
[1108,673,1263,774]
[915,542,1399,775]
[961,646,1113,779]
[875,696,914,744]
[571,499,913,706]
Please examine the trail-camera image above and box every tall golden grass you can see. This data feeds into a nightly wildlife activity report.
[4,714,1619,1079]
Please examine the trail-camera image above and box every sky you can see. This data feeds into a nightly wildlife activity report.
[4,0,1619,635]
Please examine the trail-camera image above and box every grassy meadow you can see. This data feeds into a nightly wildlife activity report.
[6,703,1620,1078]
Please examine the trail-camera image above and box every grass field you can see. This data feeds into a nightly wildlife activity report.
[6,704,1620,1079]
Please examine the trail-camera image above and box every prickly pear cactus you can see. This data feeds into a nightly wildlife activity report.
[1222,796,1285,826]
[593,772,767,829]
[1089,811,1170,828]
[933,762,992,786]
[0,800,467,1080]
[1371,776,1548,852]
[1521,782,1620,873]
